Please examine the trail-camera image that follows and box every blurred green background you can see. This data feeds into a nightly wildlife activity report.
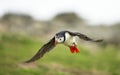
[0,12,120,75]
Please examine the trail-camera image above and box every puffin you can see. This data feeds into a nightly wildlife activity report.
[25,31,102,63]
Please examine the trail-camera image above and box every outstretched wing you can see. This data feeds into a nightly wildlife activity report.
[25,37,55,63]
[69,31,103,42]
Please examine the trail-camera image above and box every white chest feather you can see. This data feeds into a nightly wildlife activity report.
[64,32,77,46]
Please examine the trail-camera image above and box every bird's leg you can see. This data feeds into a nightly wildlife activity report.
[69,42,80,53]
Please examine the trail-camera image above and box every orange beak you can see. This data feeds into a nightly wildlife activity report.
[54,40,58,46]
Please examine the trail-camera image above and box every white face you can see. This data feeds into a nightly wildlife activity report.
[55,36,64,43]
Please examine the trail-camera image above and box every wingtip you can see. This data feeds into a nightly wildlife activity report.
[24,59,34,63]
[95,39,103,42]
[24,61,31,63]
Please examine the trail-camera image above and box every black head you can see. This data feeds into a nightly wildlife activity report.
[55,31,66,44]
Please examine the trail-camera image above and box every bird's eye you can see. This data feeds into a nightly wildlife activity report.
[59,38,62,40]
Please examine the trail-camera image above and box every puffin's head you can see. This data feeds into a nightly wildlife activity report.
[54,34,65,45]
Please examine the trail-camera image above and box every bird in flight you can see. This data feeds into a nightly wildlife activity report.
[25,31,102,63]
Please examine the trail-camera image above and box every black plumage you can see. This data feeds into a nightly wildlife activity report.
[25,31,102,63]
[25,37,55,63]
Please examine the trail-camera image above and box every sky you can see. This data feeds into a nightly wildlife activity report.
[0,0,120,25]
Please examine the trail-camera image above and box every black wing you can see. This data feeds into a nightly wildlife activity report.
[25,37,55,63]
[68,31,103,42]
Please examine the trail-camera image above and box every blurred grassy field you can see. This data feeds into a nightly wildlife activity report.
[0,34,120,75]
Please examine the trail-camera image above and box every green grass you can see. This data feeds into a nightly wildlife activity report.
[0,33,120,75]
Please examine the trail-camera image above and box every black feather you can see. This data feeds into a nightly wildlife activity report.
[25,37,55,63]
[68,31,103,42]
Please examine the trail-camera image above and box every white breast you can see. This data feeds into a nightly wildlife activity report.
[64,32,77,46]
